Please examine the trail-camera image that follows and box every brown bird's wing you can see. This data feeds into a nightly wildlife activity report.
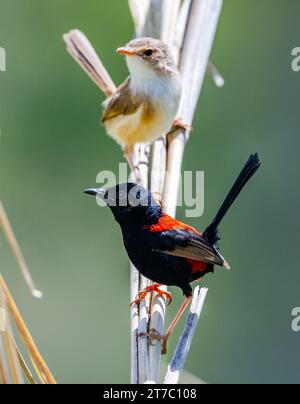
[102,77,141,122]
[157,230,230,269]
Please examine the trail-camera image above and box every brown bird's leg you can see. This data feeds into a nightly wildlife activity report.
[130,283,172,307]
[161,294,192,354]
[123,146,140,183]
[171,118,192,131]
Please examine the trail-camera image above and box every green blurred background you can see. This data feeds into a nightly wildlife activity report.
[0,0,299,384]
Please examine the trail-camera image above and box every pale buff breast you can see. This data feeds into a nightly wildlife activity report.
[104,100,176,148]
[104,59,181,149]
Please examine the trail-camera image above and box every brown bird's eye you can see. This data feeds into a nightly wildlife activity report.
[144,49,153,57]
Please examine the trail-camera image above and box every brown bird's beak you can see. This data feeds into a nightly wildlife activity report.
[116,47,136,56]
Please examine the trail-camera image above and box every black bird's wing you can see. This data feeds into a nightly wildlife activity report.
[160,231,230,269]
[143,214,230,269]
[156,229,230,269]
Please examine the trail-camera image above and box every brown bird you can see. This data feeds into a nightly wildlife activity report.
[64,32,185,177]
[102,38,183,174]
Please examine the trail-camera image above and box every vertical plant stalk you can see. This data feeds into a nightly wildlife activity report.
[147,0,187,384]
[164,287,208,384]
[132,144,151,384]
[128,0,151,37]
[128,0,163,384]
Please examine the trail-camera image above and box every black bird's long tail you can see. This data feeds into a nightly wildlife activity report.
[203,153,261,245]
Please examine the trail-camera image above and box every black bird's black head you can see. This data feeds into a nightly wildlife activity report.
[84,183,163,227]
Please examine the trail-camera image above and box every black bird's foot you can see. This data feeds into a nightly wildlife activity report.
[137,329,169,354]
[130,284,172,307]
[138,329,162,341]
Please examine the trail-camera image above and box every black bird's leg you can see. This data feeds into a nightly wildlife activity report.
[138,289,193,354]
[161,294,192,354]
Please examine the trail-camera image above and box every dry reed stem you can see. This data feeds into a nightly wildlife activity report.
[0,305,10,385]
[1,330,22,384]
[30,353,48,384]
[0,284,23,384]
[128,0,164,384]
[130,264,139,384]
[129,0,151,36]
[0,305,8,384]
[0,201,42,299]
[164,287,208,384]
[207,61,225,87]
[130,144,151,384]
[137,1,163,384]
[13,339,37,385]
[0,275,56,384]
[63,30,116,97]
[0,357,7,384]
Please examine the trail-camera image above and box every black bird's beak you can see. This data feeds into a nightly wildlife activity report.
[84,188,106,198]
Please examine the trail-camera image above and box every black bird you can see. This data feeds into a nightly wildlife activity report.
[85,154,261,351]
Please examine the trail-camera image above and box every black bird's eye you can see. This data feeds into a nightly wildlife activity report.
[144,49,153,57]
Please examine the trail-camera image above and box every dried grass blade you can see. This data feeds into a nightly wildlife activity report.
[0,202,42,299]
[0,275,56,384]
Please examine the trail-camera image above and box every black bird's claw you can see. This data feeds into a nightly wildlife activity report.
[137,329,169,354]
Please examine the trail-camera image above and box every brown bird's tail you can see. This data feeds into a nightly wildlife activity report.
[63,29,116,97]
[203,153,261,245]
